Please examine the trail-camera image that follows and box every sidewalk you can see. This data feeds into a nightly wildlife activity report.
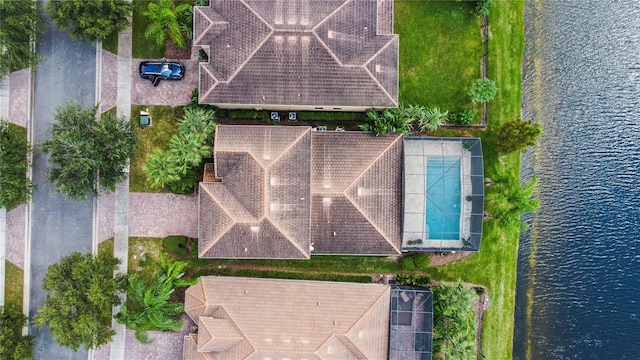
[0,69,32,307]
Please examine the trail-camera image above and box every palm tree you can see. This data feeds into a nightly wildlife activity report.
[486,176,539,229]
[143,0,192,49]
[177,107,217,142]
[143,149,180,190]
[418,107,448,133]
[360,108,412,136]
[168,133,211,173]
[115,253,197,343]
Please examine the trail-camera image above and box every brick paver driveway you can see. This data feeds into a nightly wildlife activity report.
[131,49,200,107]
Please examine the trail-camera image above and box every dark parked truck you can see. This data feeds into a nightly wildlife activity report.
[139,61,184,86]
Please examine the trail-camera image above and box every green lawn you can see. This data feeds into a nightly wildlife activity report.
[5,261,23,309]
[128,237,164,281]
[129,105,180,192]
[410,1,525,359]
[102,31,118,55]
[132,0,165,59]
[395,1,483,119]
[98,237,114,257]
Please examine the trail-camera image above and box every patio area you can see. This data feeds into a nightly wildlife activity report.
[389,286,434,360]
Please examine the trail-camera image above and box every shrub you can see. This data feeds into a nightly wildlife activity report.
[468,78,497,103]
[163,236,188,255]
[449,109,475,125]
[394,273,431,287]
[412,253,431,269]
[400,255,416,270]
[475,0,494,17]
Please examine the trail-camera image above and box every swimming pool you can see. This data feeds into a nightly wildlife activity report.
[425,157,461,240]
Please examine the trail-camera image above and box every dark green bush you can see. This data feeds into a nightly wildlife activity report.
[394,273,431,287]
[227,109,269,121]
[449,109,475,125]
[163,236,188,255]
[412,253,431,269]
[400,255,416,270]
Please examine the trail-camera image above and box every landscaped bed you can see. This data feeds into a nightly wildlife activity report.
[129,105,180,193]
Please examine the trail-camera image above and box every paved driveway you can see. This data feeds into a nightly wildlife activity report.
[29,18,95,360]
[131,49,200,107]
[98,192,198,243]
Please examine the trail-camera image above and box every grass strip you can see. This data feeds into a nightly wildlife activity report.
[5,261,23,309]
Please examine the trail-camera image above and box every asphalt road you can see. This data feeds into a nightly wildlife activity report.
[29,16,95,360]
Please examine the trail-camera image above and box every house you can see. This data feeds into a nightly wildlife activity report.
[182,277,433,360]
[198,125,403,258]
[193,0,399,111]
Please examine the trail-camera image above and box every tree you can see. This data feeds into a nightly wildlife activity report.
[143,149,181,190]
[486,176,539,229]
[0,120,35,209]
[46,0,131,42]
[144,108,216,193]
[144,0,192,49]
[360,108,413,136]
[0,0,45,80]
[495,118,542,154]
[417,107,448,133]
[115,252,196,343]
[168,133,211,173]
[34,252,126,351]
[432,283,477,358]
[0,305,35,360]
[41,102,137,201]
[177,107,217,143]
[475,0,494,17]
[468,78,497,103]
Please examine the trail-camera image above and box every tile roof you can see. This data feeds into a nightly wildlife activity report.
[199,126,312,258]
[194,0,398,108]
[184,277,391,359]
[311,132,403,254]
[198,126,402,258]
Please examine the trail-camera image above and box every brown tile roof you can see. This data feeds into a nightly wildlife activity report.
[311,132,403,254]
[198,126,402,258]
[194,0,398,108]
[199,126,312,258]
[184,277,391,359]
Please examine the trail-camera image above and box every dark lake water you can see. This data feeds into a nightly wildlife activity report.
[513,0,640,359]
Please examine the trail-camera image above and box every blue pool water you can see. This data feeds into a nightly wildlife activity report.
[425,157,461,240]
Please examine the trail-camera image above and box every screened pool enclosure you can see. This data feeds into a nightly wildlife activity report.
[403,137,484,252]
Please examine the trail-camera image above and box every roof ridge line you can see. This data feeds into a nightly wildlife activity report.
[342,286,391,356]
[312,30,344,67]
[223,0,274,83]
[214,306,257,357]
[193,7,213,46]
[264,218,309,258]
[343,136,403,253]
[185,280,207,311]
[266,127,311,166]
[198,184,238,256]
[362,36,399,106]
[199,64,219,100]
[343,134,401,193]
[240,0,274,31]
[311,0,351,32]
[310,0,351,67]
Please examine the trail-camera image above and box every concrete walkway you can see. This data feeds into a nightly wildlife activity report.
[108,21,134,360]
[0,73,9,306]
